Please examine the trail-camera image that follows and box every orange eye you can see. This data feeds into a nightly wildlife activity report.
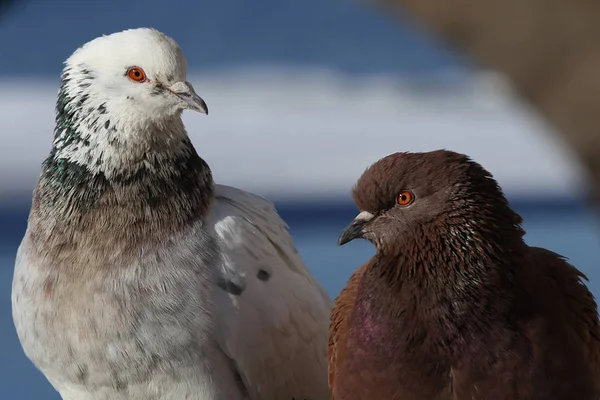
[396,191,414,206]
[127,67,146,83]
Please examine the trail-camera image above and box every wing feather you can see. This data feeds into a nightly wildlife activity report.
[208,184,332,400]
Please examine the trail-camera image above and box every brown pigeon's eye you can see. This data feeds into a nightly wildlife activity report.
[396,191,414,206]
[127,67,146,82]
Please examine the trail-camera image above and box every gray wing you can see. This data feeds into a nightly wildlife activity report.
[208,184,332,400]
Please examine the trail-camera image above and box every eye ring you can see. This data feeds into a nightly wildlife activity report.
[126,66,147,83]
[396,190,414,206]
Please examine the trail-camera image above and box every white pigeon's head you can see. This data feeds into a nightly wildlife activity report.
[52,28,207,176]
[64,27,207,122]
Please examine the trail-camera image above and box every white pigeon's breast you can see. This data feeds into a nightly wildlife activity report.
[12,224,246,400]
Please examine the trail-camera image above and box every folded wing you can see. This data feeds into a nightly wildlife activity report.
[209,184,332,400]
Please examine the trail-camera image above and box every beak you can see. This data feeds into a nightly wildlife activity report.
[168,81,208,114]
[338,211,375,246]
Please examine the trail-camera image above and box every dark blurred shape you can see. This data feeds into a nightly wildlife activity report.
[0,0,14,11]
[368,0,600,212]
[0,0,17,20]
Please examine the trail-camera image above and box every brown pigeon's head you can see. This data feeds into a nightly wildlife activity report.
[338,150,524,251]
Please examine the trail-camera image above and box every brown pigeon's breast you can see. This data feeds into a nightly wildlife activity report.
[335,297,450,399]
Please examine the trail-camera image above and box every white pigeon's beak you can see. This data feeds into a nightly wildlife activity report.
[168,81,208,114]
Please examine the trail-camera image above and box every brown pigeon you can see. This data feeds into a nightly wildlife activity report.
[329,149,600,400]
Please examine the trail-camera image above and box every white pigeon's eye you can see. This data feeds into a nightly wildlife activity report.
[126,66,147,83]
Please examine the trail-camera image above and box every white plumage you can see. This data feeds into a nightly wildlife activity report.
[212,185,331,399]
[12,27,331,400]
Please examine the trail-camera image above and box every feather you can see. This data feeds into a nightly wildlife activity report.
[210,185,332,399]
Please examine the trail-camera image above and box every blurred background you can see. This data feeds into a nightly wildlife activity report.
[1,0,599,398]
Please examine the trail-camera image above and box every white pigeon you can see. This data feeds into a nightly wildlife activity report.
[12,28,332,400]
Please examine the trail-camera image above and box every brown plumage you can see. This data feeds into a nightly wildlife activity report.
[329,149,600,400]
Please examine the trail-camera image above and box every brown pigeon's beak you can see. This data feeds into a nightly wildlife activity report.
[168,81,208,114]
[338,211,374,246]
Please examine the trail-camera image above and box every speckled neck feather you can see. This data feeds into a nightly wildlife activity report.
[28,70,214,265]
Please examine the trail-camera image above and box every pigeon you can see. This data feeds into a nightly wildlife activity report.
[329,149,600,400]
[12,28,331,400]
